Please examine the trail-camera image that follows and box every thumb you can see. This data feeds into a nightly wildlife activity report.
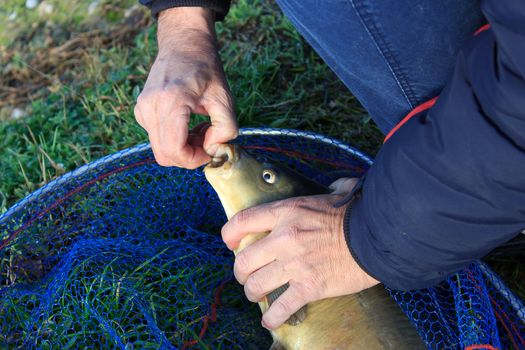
[329,178,359,195]
[202,102,238,155]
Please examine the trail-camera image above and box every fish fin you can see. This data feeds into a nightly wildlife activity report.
[270,341,287,350]
[266,283,307,326]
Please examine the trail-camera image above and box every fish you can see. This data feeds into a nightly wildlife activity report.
[204,144,425,350]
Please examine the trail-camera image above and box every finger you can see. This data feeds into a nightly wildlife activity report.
[329,177,358,195]
[139,96,189,167]
[158,104,210,168]
[147,117,174,167]
[201,100,238,155]
[243,260,288,303]
[221,202,279,250]
[261,286,308,330]
[233,235,283,285]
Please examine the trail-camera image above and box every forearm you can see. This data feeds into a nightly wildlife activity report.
[346,0,525,290]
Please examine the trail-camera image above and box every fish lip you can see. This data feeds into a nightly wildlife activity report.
[207,144,240,169]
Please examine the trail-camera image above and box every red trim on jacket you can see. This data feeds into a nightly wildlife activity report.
[383,24,491,144]
[383,97,438,143]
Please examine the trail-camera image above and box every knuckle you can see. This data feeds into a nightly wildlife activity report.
[293,276,321,302]
[290,283,308,304]
[266,202,283,219]
[155,157,173,167]
[152,150,176,167]
[289,197,307,211]
[133,104,141,117]
[285,224,301,242]
[233,209,251,226]
[158,144,186,163]
[302,278,320,300]
[134,109,146,127]
[136,93,147,106]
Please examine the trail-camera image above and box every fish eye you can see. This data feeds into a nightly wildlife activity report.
[262,169,276,184]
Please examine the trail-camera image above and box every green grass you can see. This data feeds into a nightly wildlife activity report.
[0,0,381,214]
[0,0,523,347]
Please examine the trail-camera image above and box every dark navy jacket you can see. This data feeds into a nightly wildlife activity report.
[140,0,525,290]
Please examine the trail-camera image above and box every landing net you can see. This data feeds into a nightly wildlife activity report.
[0,128,523,349]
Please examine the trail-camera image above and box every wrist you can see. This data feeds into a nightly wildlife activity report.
[158,7,214,32]
[157,7,217,55]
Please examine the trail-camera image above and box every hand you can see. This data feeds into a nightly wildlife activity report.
[134,7,237,169]
[221,178,379,329]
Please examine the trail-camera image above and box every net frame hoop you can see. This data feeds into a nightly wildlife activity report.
[0,143,151,223]
[0,128,372,223]
[478,261,525,316]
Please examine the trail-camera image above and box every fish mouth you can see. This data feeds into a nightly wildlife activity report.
[207,144,239,169]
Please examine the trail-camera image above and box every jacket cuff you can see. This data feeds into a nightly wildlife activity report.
[343,193,449,291]
[141,0,231,21]
[342,194,382,284]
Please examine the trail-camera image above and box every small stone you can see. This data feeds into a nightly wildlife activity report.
[38,1,54,16]
[25,0,39,9]
[87,1,99,16]
[10,108,26,120]
[8,12,17,20]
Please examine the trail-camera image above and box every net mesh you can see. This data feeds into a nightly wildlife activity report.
[0,128,523,349]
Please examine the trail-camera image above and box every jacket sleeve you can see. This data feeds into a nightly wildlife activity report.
[139,0,230,20]
[345,0,525,291]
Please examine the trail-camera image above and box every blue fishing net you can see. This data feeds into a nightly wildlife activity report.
[0,128,523,349]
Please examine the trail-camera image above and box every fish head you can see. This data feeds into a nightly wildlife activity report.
[204,144,310,218]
